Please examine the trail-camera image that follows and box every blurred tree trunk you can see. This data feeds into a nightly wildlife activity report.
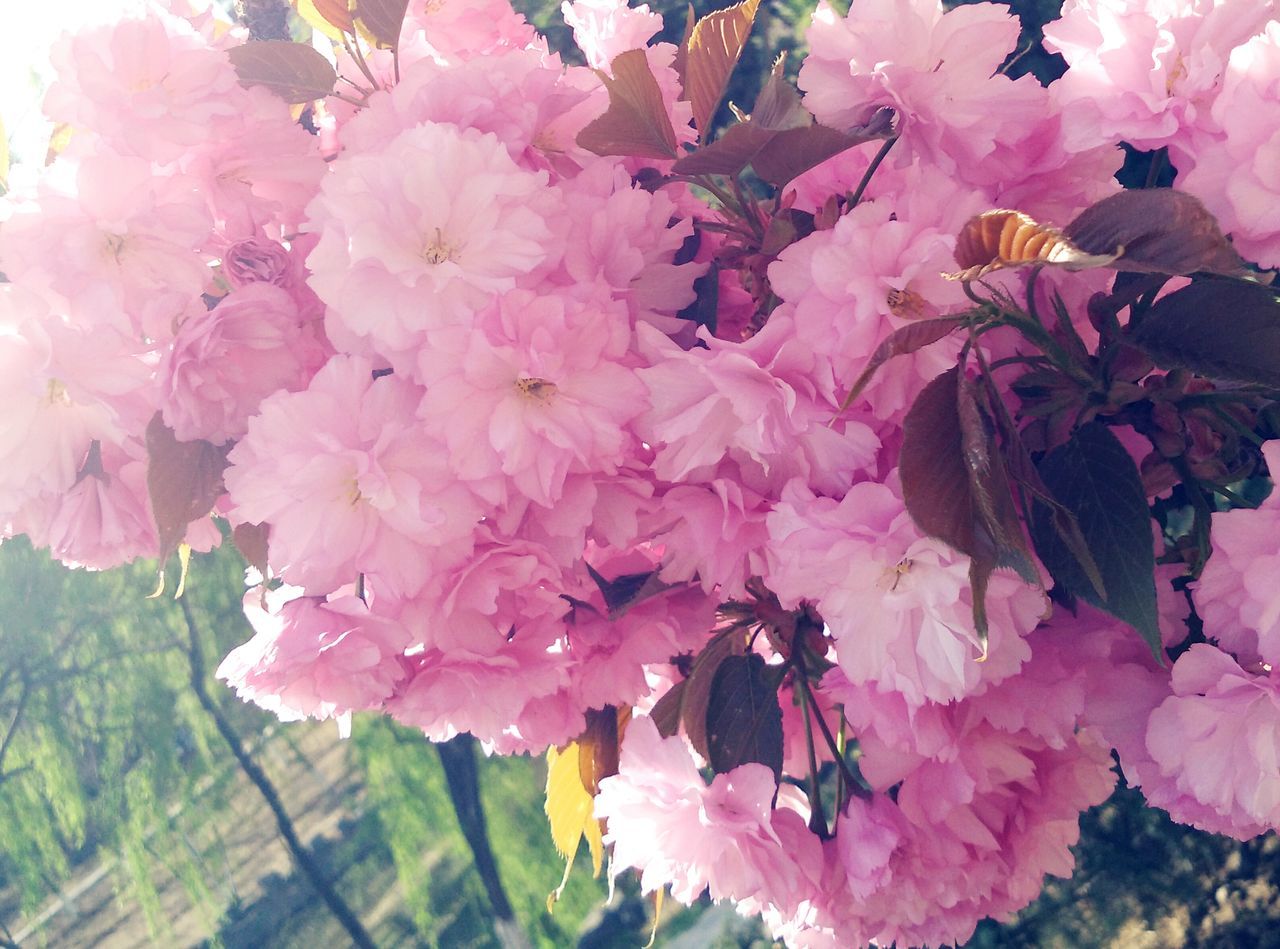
[436,734,532,949]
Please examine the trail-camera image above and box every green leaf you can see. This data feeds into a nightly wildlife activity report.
[1029,422,1162,660]
[226,40,338,103]
[1130,278,1280,388]
[144,414,228,568]
[705,653,783,782]
[578,49,678,160]
[353,0,408,48]
[1063,189,1247,278]
[681,0,761,139]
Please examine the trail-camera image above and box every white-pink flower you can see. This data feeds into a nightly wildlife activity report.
[305,122,557,372]
[225,355,483,597]
[160,283,326,444]
[765,479,1044,707]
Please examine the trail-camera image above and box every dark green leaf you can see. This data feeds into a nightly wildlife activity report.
[1029,422,1162,660]
[1130,279,1280,388]
[1064,189,1247,278]
[705,653,783,782]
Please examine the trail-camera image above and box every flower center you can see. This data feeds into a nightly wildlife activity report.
[45,379,71,406]
[877,558,913,592]
[422,227,460,265]
[887,287,928,320]
[515,377,557,403]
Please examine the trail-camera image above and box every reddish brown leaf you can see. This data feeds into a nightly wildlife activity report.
[836,316,968,416]
[749,55,808,131]
[1064,189,1248,277]
[671,121,775,176]
[226,40,337,103]
[231,522,271,577]
[353,0,408,48]
[578,49,678,160]
[751,118,892,189]
[899,369,1039,637]
[649,680,686,738]
[682,0,760,139]
[577,706,621,796]
[682,628,746,759]
[145,414,229,565]
[705,654,783,782]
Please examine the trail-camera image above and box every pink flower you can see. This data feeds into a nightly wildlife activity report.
[43,13,240,162]
[800,0,1047,186]
[416,290,647,507]
[305,122,557,373]
[1,149,212,339]
[217,587,414,731]
[1180,22,1280,267]
[1194,444,1280,664]
[765,479,1045,707]
[160,284,327,444]
[220,237,294,290]
[1146,644,1280,836]
[767,170,984,423]
[1045,0,1275,169]
[339,47,595,175]
[595,716,805,907]
[224,356,483,597]
[561,0,664,70]
[17,439,156,570]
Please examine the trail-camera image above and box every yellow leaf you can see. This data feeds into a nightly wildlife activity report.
[645,887,665,948]
[683,0,760,139]
[294,0,352,40]
[545,741,606,910]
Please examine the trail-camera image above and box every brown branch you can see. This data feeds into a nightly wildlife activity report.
[177,597,377,949]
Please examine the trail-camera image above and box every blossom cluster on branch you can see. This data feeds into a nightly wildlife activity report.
[3,0,1280,945]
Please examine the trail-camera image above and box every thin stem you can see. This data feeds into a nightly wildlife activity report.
[794,671,870,800]
[848,135,898,208]
[793,662,829,839]
[1145,147,1168,189]
[833,711,847,829]
[341,32,380,91]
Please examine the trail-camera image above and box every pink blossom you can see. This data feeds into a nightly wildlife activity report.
[800,0,1047,186]
[399,0,539,64]
[1045,0,1276,170]
[1146,644,1280,835]
[160,284,327,444]
[417,290,646,507]
[338,47,595,174]
[562,0,664,70]
[767,171,984,423]
[765,479,1044,707]
[217,587,414,730]
[0,150,212,339]
[224,356,483,597]
[220,237,294,290]
[1180,22,1280,267]
[596,716,804,907]
[1194,442,1280,664]
[43,13,240,162]
[305,122,557,373]
[17,439,156,570]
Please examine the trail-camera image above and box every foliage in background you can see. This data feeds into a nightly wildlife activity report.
[0,540,258,938]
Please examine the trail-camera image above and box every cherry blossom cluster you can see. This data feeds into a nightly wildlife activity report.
[2,0,1280,945]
